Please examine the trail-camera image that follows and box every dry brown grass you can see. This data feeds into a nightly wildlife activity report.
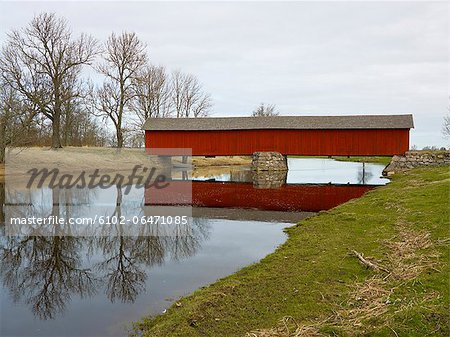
[4,147,250,171]
[385,228,437,280]
[2,147,251,186]
[246,316,326,337]
[1,147,250,187]
[5,147,154,172]
[0,167,4,184]
[192,156,251,167]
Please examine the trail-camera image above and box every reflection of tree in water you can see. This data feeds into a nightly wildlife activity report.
[0,235,96,320]
[96,235,148,303]
[357,162,373,185]
[230,169,252,183]
[0,186,96,319]
[96,186,210,303]
[2,185,95,236]
[166,217,210,261]
[96,186,148,303]
[0,184,211,318]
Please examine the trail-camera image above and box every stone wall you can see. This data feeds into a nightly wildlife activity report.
[251,152,288,171]
[252,170,287,189]
[382,151,450,176]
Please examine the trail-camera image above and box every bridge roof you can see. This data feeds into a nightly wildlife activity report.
[143,114,414,131]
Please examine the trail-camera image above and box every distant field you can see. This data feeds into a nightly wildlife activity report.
[288,155,392,165]
[332,156,392,165]
[2,147,250,170]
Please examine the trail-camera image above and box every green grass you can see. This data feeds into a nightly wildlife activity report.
[288,155,392,165]
[331,156,392,165]
[134,166,449,337]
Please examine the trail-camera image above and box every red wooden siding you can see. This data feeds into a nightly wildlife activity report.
[145,181,375,212]
[145,129,409,156]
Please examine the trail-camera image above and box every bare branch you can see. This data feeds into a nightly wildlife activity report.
[251,103,279,117]
[94,31,148,147]
[0,12,99,148]
[170,70,212,118]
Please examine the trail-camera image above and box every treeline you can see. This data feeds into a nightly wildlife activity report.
[0,13,212,161]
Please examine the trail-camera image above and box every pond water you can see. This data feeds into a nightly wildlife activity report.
[0,158,389,337]
[193,158,389,185]
[0,219,287,337]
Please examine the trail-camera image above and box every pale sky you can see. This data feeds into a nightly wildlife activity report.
[1,1,448,148]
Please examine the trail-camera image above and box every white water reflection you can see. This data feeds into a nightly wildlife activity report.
[193,158,389,185]
[286,158,389,185]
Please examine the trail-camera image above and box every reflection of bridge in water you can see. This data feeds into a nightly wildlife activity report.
[145,178,377,213]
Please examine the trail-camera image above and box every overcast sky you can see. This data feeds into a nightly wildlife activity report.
[1,1,448,147]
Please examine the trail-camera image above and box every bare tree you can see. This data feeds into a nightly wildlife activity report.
[0,78,42,163]
[443,115,450,139]
[0,13,98,149]
[251,103,279,117]
[0,85,18,163]
[95,32,147,147]
[171,70,212,118]
[129,65,172,125]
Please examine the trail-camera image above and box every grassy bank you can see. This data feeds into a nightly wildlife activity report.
[135,166,449,337]
[288,155,392,165]
[332,156,392,165]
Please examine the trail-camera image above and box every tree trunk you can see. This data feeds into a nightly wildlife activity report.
[117,81,125,148]
[116,127,123,148]
[63,115,69,147]
[0,116,6,164]
[0,183,4,224]
[52,111,62,148]
[52,82,63,149]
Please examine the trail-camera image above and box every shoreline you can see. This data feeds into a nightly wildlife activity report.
[0,146,393,181]
[134,166,449,337]
[0,147,393,185]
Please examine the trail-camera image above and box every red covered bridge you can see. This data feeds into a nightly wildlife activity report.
[143,114,413,156]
